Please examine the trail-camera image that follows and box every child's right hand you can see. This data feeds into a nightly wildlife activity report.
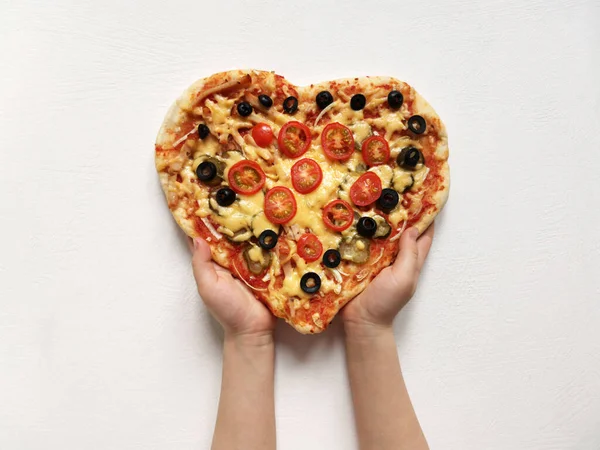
[192,238,276,342]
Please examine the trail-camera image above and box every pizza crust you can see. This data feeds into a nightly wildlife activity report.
[156,70,449,333]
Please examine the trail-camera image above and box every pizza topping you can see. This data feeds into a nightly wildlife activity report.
[321,122,355,161]
[316,90,334,109]
[278,121,312,158]
[387,90,404,109]
[198,123,210,139]
[357,217,377,238]
[322,249,341,268]
[373,215,392,239]
[297,233,323,263]
[196,161,217,182]
[376,188,399,212]
[300,272,321,294]
[350,94,366,111]
[349,172,382,206]
[237,101,253,117]
[201,217,223,240]
[283,96,299,114]
[252,123,274,147]
[258,230,278,250]
[215,187,237,206]
[291,158,323,194]
[407,115,426,134]
[339,237,370,264]
[361,136,390,166]
[228,160,266,194]
[258,94,273,108]
[322,199,354,232]
[397,147,424,169]
[264,186,297,224]
[243,246,272,275]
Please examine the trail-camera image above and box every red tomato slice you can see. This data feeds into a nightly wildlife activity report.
[350,172,382,206]
[252,123,273,147]
[322,199,354,232]
[264,186,297,224]
[297,233,323,263]
[361,136,390,166]
[291,158,323,194]
[278,121,312,158]
[321,122,355,161]
[227,160,266,195]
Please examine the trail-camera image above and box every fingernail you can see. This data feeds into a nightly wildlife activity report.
[409,227,419,239]
[193,238,202,249]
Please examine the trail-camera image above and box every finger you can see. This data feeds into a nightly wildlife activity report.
[416,222,435,270]
[391,226,419,280]
[186,237,194,252]
[191,238,218,288]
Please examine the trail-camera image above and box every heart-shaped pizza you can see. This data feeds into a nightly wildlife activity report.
[156,70,449,334]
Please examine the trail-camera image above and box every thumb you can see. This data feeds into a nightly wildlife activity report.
[191,238,218,288]
[391,227,420,282]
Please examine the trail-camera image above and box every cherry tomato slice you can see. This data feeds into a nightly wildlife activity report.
[321,122,355,161]
[322,199,354,232]
[252,123,274,148]
[264,186,297,224]
[361,135,390,166]
[278,121,312,158]
[297,233,323,263]
[227,160,266,195]
[291,158,323,194]
[349,172,382,206]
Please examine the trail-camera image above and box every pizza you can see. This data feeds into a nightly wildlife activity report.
[155,70,449,334]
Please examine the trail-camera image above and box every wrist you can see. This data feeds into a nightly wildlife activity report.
[343,319,394,344]
[224,330,274,349]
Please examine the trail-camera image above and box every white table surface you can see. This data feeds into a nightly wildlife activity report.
[1,0,599,449]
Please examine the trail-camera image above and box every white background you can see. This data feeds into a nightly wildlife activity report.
[1,0,599,449]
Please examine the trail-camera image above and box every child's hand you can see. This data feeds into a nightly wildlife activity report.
[192,238,276,340]
[341,224,434,337]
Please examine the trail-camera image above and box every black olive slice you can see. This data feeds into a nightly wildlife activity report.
[283,96,299,114]
[237,101,253,117]
[258,230,278,250]
[196,161,217,182]
[387,90,404,109]
[350,94,366,111]
[397,147,424,169]
[407,115,426,134]
[215,187,236,206]
[357,217,377,238]
[258,94,273,108]
[198,124,210,139]
[376,188,400,212]
[316,91,333,109]
[322,249,341,268]
[300,272,321,294]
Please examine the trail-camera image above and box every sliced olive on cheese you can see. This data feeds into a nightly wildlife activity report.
[215,187,236,206]
[198,123,210,139]
[316,91,334,109]
[258,94,273,108]
[387,90,404,109]
[339,237,370,264]
[283,96,299,114]
[357,217,377,238]
[373,215,392,239]
[322,249,341,268]
[243,246,271,274]
[350,94,366,111]
[396,147,424,170]
[407,115,426,134]
[300,272,321,294]
[376,188,399,212]
[196,161,217,182]
[237,101,253,117]
[258,230,278,250]
[403,175,415,193]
